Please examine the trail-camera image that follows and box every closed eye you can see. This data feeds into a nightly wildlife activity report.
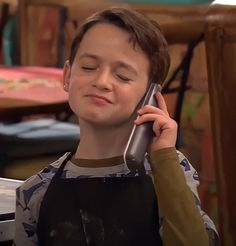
[81,66,97,71]
[117,74,131,82]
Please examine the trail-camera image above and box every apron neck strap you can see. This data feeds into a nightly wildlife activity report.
[53,152,74,180]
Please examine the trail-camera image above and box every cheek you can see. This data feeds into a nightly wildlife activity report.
[132,87,147,107]
[69,76,82,90]
[122,90,146,114]
[67,80,83,109]
[68,77,89,100]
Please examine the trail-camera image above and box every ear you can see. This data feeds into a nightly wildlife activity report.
[63,60,71,92]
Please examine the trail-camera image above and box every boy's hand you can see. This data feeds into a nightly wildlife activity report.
[134,92,177,152]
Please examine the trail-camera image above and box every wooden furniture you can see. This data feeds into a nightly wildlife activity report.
[18,1,207,65]
[132,4,208,44]
[0,66,71,121]
[205,3,236,246]
[18,0,118,66]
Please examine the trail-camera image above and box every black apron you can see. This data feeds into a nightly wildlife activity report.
[37,153,162,246]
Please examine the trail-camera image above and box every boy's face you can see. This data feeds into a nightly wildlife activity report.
[63,23,150,128]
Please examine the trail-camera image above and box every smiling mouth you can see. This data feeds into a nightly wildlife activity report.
[86,94,113,104]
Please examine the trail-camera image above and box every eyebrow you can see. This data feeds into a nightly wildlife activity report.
[79,53,99,61]
[78,53,138,76]
[116,61,137,76]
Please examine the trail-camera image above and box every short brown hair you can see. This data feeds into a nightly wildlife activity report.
[69,7,170,84]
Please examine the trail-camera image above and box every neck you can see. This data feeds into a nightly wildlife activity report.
[75,121,133,159]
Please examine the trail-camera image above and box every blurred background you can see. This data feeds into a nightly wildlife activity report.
[1,0,236,245]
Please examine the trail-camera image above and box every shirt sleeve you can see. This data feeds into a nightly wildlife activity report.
[176,150,219,246]
[13,175,49,246]
[149,147,217,246]
[12,155,66,246]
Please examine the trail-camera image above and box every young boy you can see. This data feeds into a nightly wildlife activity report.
[14,7,218,246]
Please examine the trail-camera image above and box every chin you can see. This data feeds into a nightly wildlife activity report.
[76,106,135,126]
[80,114,133,129]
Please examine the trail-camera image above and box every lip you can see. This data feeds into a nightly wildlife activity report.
[85,94,113,104]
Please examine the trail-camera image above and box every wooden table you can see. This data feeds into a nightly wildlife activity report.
[0,66,70,121]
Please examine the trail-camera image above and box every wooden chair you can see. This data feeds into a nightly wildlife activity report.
[205,3,236,245]
[18,0,119,67]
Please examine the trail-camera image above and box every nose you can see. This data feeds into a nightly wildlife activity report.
[92,68,112,91]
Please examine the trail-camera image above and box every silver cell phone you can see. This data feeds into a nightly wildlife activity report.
[123,83,160,172]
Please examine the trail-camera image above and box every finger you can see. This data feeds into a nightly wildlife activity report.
[135,112,177,127]
[155,92,169,116]
[134,113,169,127]
[152,120,161,137]
[134,114,177,137]
[138,105,167,117]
